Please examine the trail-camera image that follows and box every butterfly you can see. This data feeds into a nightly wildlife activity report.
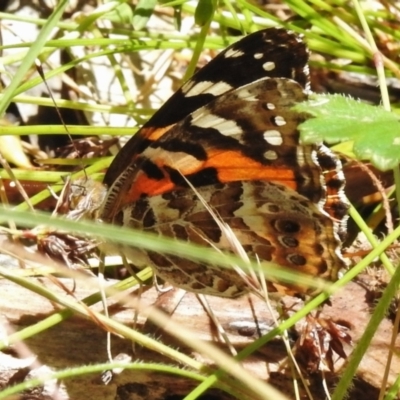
[99,28,349,298]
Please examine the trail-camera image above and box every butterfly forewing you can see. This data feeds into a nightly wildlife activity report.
[103,78,320,211]
[103,28,309,187]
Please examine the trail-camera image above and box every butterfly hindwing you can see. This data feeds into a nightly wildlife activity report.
[113,180,345,297]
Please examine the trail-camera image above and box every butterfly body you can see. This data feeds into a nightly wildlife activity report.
[100,28,349,297]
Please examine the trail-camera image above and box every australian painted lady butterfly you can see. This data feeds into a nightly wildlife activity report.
[99,28,349,297]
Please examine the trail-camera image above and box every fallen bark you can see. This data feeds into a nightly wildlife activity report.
[0,275,399,399]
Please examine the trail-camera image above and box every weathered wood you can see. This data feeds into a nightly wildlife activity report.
[0,276,399,399]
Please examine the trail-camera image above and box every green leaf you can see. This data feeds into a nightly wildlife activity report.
[104,2,134,24]
[295,94,400,171]
[0,0,70,118]
[194,0,216,26]
[132,0,157,30]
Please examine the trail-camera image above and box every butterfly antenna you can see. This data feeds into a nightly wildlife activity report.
[35,59,87,180]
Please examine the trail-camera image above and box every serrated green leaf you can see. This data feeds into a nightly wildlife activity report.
[294,94,400,171]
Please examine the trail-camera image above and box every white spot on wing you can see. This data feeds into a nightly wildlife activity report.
[191,112,243,136]
[254,53,263,59]
[224,48,245,58]
[236,88,258,101]
[263,61,275,71]
[274,116,286,126]
[182,80,233,97]
[264,150,278,160]
[263,130,283,146]
[266,103,275,110]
